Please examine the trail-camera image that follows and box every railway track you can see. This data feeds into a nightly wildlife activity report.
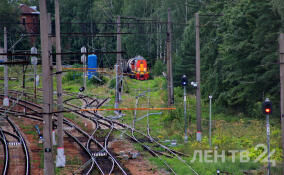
[0,90,200,175]
[0,115,30,175]
[0,92,128,174]
[0,91,31,175]
[0,127,9,175]
[65,96,198,175]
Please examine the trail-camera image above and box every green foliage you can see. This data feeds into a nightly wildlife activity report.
[178,0,281,117]
[87,74,108,85]
[108,78,116,89]
[0,0,27,49]
[62,64,83,83]
[272,0,284,30]
[152,60,165,76]
[62,71,82,83]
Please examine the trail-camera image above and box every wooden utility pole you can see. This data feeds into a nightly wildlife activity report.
[55,0,65,167]
[195,13,202,142]
[3,27,9,107]
[279,33,284,174]
[39,0,55,174]
[167,8,174,106]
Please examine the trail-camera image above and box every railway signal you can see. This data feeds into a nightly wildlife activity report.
[182,75,188,141]
[217,170,220,175]
[262,98,272,175]
[81,46,87,91]
[181,75,188,86]
[262,99,272,115]
[31,47,38,99]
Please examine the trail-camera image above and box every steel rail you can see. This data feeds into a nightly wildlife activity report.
[64,130,98,175]
[3,130,20,140]
[1,90,194,174]
[0,93,105,175]
[85,120,103,174]
[0,93,108,175]
[65,96,119,174]
[0,127,9,175]
[66,102,175,173]
[102,119,116,175]
[5,117,30,175]
[65,103,193,174]
[64,116,127,175]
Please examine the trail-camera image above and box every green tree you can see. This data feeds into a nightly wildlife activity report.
[208,0,279,116]
[272,0,284,31]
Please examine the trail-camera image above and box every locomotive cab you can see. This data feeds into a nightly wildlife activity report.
[125,55,149,80]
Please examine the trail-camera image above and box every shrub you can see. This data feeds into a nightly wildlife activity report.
[62,71,82,83]
[108,78,116,89]
[87,74,108,85]
[152,60,165,77]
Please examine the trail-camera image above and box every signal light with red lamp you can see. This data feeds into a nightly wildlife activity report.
[262,98,272,115]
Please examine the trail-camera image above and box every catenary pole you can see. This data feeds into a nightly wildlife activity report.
[115,64,119,110]
[47,13,54,147]
[195,13,202,142]
[116,15,121,101]
[167,8,174,106]
[39,0,55,174]
[279,33,284,175]
[55,0,66,167]
[116,16,122,114]
[3,27,9,107]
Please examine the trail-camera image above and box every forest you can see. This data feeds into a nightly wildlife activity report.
[1,0,284,118]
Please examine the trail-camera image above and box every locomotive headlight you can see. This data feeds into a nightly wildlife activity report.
[144,68,146,72]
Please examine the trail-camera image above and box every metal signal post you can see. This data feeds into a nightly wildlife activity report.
[182,75,188,141]
[209,95,212,147]
[266,113,271,175]
[262,98,272,175]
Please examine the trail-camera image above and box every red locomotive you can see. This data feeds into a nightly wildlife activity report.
[125,56,149,80]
